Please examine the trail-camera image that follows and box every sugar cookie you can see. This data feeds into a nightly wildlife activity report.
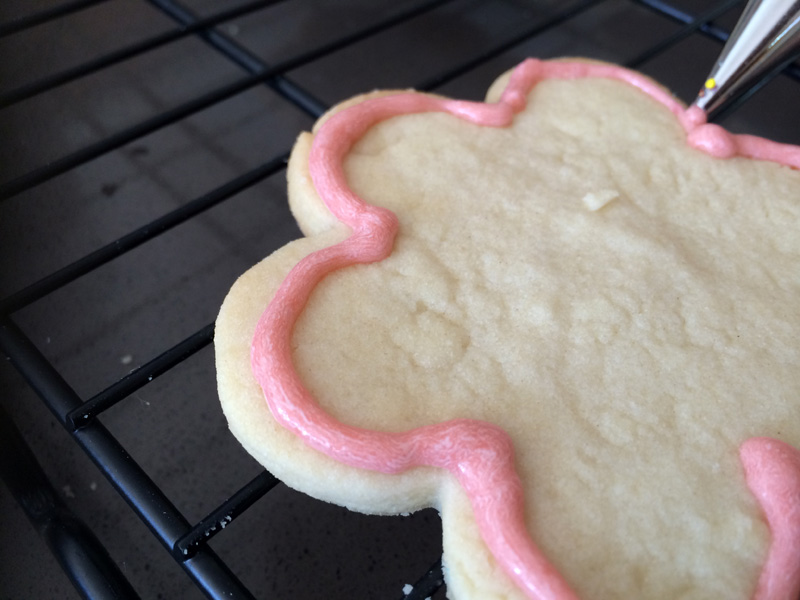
[216,59,800,600]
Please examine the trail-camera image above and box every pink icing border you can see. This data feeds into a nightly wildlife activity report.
[741,439,800,600]
[250,59,800,599]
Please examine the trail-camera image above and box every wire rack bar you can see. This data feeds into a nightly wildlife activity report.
[174,470,281,560]
[147,0,459,117]
[0,316,187,534]
[0,0,113,38]
[633,0,800,82]
[68,323,215,430]
[0,77,259,201]
[626,0,743,69]
[0,0,453,201]
[400,558,444,600]
[632,0,733,41]
[0,0,286,108]
[0,402,141,600]
[145,0,328,119]
[0,314,256,599]
[0,152,288,314]
[415,0,608,92]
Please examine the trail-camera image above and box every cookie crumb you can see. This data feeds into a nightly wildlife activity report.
[582,189,619,211]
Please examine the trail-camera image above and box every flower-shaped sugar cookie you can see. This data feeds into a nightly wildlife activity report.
[215,59,800,600]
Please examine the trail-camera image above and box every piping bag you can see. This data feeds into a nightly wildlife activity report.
[693,0,800,120]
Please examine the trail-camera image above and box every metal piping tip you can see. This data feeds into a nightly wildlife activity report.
[693,0,800,120]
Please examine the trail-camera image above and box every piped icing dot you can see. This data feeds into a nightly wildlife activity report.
[680,104,707,131]
[687,123,738,158]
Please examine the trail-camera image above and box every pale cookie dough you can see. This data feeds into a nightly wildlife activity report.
[215,59,800,600]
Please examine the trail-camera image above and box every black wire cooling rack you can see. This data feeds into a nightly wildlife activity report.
[0,1,798,599]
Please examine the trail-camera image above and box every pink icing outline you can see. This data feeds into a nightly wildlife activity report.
[741,439,800,600]
[250,58,800,599]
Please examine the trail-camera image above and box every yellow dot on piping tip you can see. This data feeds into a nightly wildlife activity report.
[704,78,717,90]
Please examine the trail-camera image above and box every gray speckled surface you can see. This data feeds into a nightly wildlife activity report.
[0,1,797,599]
